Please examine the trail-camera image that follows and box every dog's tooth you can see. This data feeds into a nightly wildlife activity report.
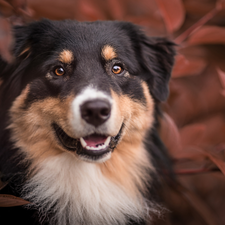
[80,137,87,148]
[84,141,109,151]
[100,144,105,149]
[104,137,111,146]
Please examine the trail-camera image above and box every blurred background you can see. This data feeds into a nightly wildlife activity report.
[1,0,225,224]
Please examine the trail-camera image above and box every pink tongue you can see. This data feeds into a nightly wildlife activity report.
[83,134,107,147]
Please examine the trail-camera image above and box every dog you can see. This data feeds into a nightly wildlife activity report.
[0,19,175,225]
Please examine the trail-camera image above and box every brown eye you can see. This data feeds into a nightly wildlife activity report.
[112,65,123,74]
[54,67,65,76]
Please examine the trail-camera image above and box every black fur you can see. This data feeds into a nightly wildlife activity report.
[0,19,175,225]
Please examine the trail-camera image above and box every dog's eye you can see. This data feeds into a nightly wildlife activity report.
[112,65,123,75]
[54,67,65,76]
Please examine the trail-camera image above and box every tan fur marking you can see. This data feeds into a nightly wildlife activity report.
[9,80,155,197]
[59,50,74,64]
[9,87,76,174]
[102,45,117,61]
[100,84,155,196]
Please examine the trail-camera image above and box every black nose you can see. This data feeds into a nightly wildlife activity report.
[80,99,111,127]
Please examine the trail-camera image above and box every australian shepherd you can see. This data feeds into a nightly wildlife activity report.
[0,19,175,225]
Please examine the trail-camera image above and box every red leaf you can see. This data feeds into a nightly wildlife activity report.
[174,182,220,225]
[216,68,225,97]
[107,0,125,20]
[159,113,182,156]
[204,146,225,176]
[0,17,14,62]
[154,0,185,33]
[217,67,225,89]
[79,1,101,21]
[0,194,30,207]
[167,66,225,127]
[175,2,222,44]
[220,90,225,97]
[180,124,206,147]
[216,0,225,10]
[172,54,207,78]
[187,26,225,45]
[0,1,14,17]
[173,158,216,175]
[184,0,217,15]
[6,0,27,9]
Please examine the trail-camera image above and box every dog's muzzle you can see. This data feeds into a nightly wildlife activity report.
[53,87,123,163]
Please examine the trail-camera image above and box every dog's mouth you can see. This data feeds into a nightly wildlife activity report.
[53,123,123,162]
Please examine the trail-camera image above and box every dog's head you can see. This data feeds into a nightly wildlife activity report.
[0,20,175,165]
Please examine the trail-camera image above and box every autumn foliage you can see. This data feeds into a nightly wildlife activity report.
[1,0,225,224]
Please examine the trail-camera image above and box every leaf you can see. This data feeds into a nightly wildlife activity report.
[6,0,27,10]
[204,145,225,176]
[172,54,207,78]
[217,67,225,90]
[167,66,225,127]
[175,4,221,44]
[0,194,30,207]
[183,144,225,176]
[180,123,206,147]
[159,113,182,156]
[78,0,106,21]
[183,0,217,15]
[154,0,185,33]
[187,26,225,45]
[172,146,206,160]
[173,158,217,175]
[220,90,225,97]
[216,68,225,97]
[0,1,14,17]
[0,17,14,62]
[29,0,81,20]
[174,182,221,225]
[107,0,124,20]
[216,0,225,10]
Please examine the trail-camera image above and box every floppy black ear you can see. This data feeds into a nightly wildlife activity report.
[13,19,54,59]
[140,36,176,102]
[118,21,176,102]
[13,25,30,57]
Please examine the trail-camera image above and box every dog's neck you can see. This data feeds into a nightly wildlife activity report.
[22,152,149,225]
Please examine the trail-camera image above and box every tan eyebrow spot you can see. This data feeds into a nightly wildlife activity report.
[59,50,74,64]
[102,45,117,61]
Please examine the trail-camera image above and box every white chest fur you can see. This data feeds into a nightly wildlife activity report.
[22,153,147,225]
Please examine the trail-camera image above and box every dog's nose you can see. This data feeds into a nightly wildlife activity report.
[80,100,111,127]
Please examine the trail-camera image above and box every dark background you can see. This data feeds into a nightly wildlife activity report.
[1,0,225,224]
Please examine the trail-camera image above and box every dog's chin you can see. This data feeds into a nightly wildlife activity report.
[53,123,123,163]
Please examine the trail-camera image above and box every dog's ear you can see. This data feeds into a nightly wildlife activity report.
[0,25,28,81]
[118,22,176,102]
[13,19,53,60]
[140,36,176,102]
[12,25,31,60]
